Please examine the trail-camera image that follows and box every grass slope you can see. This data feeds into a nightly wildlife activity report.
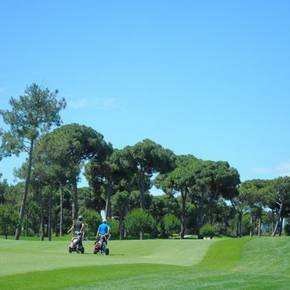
[0,237,290,289]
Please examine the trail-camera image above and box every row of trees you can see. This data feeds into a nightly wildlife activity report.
[0,84,290,240]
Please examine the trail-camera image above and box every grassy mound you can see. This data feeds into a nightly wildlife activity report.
[0,237,290,289]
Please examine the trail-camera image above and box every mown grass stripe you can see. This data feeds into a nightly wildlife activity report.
[197,238,250,270]
[0,264,180,290]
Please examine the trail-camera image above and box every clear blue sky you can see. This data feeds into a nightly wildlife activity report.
[0,0,290,187]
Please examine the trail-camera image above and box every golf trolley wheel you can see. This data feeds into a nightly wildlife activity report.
[69,247,72,253]
[81,248,85,254]
[105,248,109,255]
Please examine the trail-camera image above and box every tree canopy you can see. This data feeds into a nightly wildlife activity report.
[0,84,289,240]
[0,84,66,239]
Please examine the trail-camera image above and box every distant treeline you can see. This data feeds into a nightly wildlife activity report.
[0,84,289,240]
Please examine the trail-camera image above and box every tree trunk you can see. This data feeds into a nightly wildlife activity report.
[140,230,144,240]
[236,217,239,237]
[59,184,63,237]
[119,218,123,240]
[39,190,45,241]
[71,178,78,223]
[208,203,214,225]
[180,190,187,239]
[15,138,34,240]
[279,217,284,236]
[196,204,205,237]
[258,218,261,237]
[138,169,145,240]
[105,181,113,219]
[272,202,283,237]
[271,210,275,234]
[138,170,145,209]
[39,191,45,241]
[249,213,253,237]
[48,191,52,241]
[272,219,279,237]
[236,211,242,237]
[25,216,28,237]
[239,212,242,237]
[40,206,44,241]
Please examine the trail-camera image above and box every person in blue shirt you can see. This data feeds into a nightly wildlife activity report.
[96,218,110,239]
[95,218,110,254]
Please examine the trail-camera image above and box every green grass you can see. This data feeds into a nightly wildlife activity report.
[0,239,213,276]
[198,237,250,270]
[0,237,290,289]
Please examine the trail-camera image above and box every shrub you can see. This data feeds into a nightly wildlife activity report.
[284,223,290,236]
[82,209,101,238]
[161,214,180,237]
[199,223,215,238]
[125,209,155,238]
[108,218,119,239]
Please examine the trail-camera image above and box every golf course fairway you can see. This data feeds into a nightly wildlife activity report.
[0,237,290,289]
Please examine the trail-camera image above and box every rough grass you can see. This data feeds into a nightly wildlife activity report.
[0,237,290,289]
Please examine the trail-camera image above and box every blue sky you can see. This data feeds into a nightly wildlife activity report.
[1,0,290,188]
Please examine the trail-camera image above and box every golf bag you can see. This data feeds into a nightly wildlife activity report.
[69,231,84,254]
[94,234,109,255]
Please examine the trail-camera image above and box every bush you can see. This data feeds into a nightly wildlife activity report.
[199,223,215,238]
[81,209,101,238]
[125,209,155,238]
[284,224,290,236]
[108,218,119,239]
[160,214,180,237]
